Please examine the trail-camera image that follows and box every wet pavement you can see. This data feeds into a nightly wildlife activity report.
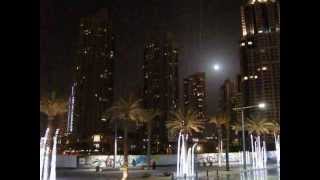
[57,165,280,180]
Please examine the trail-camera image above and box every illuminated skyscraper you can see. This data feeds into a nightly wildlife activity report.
[142,33,179,151]
[240,0,280,122]
[183,72,207,121]
[73,9,115,145]
[67,84,75,135]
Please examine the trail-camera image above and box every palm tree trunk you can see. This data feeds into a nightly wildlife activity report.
[225,123,230,171]
[123,120,129,179]
[218,128,222,167]
[147,121,151,170]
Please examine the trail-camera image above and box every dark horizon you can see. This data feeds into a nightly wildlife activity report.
[40,0,242,115]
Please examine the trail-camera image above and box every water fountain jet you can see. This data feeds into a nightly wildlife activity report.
[175,132,197,179]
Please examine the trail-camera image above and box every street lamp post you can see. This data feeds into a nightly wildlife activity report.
[114,121,118,168]
[232,103,265,170]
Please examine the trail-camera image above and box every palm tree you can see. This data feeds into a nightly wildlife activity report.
[40,92,68,129]
[140,109,161,169]
[246,117,273,151]
[246,118,274,137]
[231,122,242,136]
[166,109,205,136]
[209,112,229,169]
[105,95,143,180]
[269,121,280,136]
[268,120,280,146]
[231,122,242,148]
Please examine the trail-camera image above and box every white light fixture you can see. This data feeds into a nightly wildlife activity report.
[196,145,201,152]
[248,41,253,45]
[262,66,267,71]
[244,76,248,80]
[93,135,101,143]
[258,103,266,109]
[254,75,258,79]
[241,42,245,47]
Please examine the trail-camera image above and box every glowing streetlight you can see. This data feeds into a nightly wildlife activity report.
[258,103,266,109]
[232,102,267,170]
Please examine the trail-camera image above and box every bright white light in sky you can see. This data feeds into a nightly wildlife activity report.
[213,64,220,71]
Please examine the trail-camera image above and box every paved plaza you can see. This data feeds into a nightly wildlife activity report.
[57,164,280,180]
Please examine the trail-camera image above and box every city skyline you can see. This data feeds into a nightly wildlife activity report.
[39,1,281,179]
[40,0,242,115]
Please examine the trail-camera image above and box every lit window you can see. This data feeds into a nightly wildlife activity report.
[173,50,177,53]
[249,76,254,79]
[95,93,98,97]
[262,67,267,71]
[110,51,114,58]
[100,74,104,78]
[76,66,79,70]
[258,30,263,33]
[93,135,101,142]
[164,53,168,56]
[248,41,253,45]
[257,68,261,71]
[84,50,87,54]
[84,29,90,35]
[254,75,258,79]
[241,42,245,47]
[243,76,248,80]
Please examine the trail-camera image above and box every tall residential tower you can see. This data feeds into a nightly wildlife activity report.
[183,72,207,121]
[240,0,280,122]
[73,9,115,147]
[142,33,179,152]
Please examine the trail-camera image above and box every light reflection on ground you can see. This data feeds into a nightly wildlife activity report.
[57,165,280,180]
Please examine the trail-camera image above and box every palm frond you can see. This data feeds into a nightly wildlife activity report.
[166,108,204,136]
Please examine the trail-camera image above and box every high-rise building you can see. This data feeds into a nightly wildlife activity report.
[240,0,280,122]
[73,9,115,147]
[219,75,243,122]
[142,33,179,152]
[183,72,207,121]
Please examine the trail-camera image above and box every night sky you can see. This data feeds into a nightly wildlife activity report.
[40,0,242,115]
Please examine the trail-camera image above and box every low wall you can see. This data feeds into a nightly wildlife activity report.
[71,151,277,168]
[56,155,77,168]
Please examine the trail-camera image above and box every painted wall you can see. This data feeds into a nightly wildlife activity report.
[56,155,77,168]
[65,151,278,168]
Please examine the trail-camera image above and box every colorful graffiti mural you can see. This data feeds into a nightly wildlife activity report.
[74,151,277,169]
